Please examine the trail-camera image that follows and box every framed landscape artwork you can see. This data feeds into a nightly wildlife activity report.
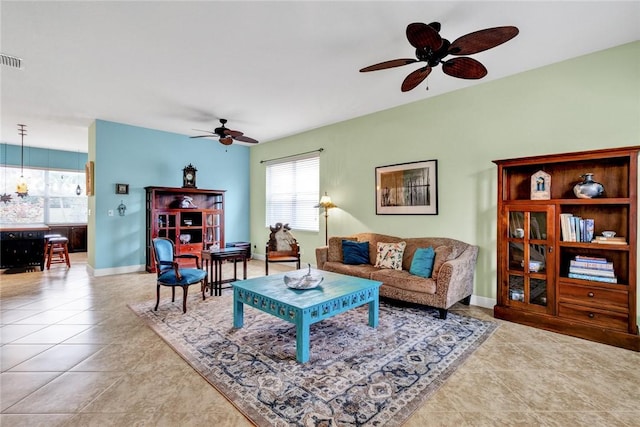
[375,159,438,215]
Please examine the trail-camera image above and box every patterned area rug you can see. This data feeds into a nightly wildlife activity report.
[129,293,497,426]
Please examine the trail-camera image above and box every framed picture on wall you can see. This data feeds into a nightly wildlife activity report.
[85,161,94,196]
[115,183,129,195]
[375,159,438,215]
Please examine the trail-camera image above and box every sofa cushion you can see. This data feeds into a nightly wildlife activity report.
[409,247,435,278]
[432,245,453,278]
[322,261,379,279]
[342,240,370,265]
[374,241,406,270]
[370,268,437,294]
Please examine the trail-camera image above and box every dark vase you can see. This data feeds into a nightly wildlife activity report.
[573,173,604,199]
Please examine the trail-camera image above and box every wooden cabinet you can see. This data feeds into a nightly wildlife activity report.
[0,227,47,270]
[494,146,639,351]
[48,224,87,252]
[145,186,225,273]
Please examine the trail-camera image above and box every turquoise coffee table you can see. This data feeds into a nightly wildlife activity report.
[233,269,382,363]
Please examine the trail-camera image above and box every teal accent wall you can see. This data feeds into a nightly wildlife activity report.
[0,144,87,171]
[89,120,250,272]
[249,42,640,320]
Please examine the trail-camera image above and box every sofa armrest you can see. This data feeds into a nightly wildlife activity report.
[434,245,479,307]
[315,246,329,270]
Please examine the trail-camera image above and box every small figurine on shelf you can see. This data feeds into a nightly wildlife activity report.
[180,196,197,209]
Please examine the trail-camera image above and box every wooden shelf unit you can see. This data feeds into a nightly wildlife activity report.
[493,146,639,351]
[145,186,225,273]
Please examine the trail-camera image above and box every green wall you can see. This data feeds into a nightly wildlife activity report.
[249,42,640,314]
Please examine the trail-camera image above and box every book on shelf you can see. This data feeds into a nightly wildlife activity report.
[592,236,627,244]
[568,272,618,284]
[559,215,595,242]
[560,213,573,241]
[569,260,614,270]
[574,255,608,263]
[568,266,616,277]
[584,219,595,242]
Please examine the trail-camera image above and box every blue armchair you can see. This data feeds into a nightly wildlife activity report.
[152,237,207,313]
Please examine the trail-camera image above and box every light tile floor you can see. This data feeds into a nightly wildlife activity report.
[1,253,639,426]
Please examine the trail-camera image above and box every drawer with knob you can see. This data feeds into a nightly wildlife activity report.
[558,302,629,331]
[558,283,628,310]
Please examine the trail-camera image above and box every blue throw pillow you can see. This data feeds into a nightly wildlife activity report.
[342,240,370,265]
[409,247,435,278]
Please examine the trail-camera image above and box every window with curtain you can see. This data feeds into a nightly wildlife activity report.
[265,153,320,231]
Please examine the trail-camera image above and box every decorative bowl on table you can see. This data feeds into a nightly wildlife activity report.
[284,265,323,290]
[602,231,616,238]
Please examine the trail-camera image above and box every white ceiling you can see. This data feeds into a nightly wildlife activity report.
[1,1,639,152]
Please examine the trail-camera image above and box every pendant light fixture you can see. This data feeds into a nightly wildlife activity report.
[16,124,28,198]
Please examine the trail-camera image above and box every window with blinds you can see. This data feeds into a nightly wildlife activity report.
[265,153,319,231]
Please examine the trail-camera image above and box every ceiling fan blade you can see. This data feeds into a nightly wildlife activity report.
[190,135,215,139]
[219,136,234,145]
[360,58,417,72]
[224,129,243,137]
[401,66,432,92]
[406,22,443,50]
[449,26,519,55]
[234,135,259,144]
[442,57,487,79]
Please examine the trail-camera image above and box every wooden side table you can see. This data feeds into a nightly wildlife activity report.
[201,248,247,296]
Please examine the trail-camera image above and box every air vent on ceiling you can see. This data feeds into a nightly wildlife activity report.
[1,53,23,70]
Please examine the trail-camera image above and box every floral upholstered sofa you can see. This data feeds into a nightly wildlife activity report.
[315,232,479,319]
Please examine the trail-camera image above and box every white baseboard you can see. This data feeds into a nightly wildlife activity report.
[91,264,146,277]
[470,295,496,310]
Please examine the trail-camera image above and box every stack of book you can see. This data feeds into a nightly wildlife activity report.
[567,255,617,283]
[559,214,594,242]
[592,235,627,245]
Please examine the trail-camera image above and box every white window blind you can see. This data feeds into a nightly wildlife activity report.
[265,153,319,231]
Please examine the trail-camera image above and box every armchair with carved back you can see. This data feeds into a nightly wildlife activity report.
[265,222,301,275]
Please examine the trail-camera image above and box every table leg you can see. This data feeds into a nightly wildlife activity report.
[215,260,222,296]
[242,256,247,280]
[233,297,244,328]
[233,258,238,281]
[296,316,310,363]
[368,299,379,327]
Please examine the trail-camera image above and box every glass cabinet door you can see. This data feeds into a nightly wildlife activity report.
[504,206,554,313]
[204,212,222,250]
[156,212,176,242]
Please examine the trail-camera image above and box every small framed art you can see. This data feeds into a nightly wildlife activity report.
[116,183,129,195]
[530,170,551,200]
[85,161,94,196]
[375,159,438,215]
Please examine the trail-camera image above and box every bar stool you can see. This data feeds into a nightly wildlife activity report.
[46,236,71,269]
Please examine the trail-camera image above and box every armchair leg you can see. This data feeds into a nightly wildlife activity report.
[171,287,176,302]
[182,285,189,314]
[265,260,269,276]
[461,295,471,305]
[155,285,161,311]
[438,308,448,320]
[201,279,206,300]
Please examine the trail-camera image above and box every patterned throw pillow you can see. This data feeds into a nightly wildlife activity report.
[374,241,406,270]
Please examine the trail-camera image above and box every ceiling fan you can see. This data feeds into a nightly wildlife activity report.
[190,119,259,145]
[360,22,519,92]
